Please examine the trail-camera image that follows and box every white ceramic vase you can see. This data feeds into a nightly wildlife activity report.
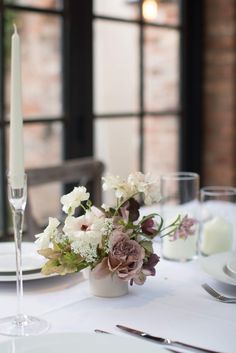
[89,270,128,298]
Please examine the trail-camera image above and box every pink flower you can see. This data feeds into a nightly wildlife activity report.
[93,230,145,281]
[171,215,197,240]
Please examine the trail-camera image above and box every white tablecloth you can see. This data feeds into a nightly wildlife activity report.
[0,244,236,353]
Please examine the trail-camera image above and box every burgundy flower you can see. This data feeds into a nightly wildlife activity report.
[129,253,160,286]
[119,198,140,222]
[141,217,158,236]
[142,253,160,276]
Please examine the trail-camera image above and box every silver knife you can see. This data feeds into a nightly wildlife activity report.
[116,325,221,353]
[95,329,182,353]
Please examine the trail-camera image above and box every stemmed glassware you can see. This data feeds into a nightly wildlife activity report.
[0,174,49,336]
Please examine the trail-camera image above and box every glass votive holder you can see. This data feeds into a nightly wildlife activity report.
[160,172,200,261]
[200,186,236,256]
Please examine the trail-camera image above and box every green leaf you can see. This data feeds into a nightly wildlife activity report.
[61,251,83,267]
[76,261,88,272]
[38,248,60,260]
[140,240,153,254]
[41,259,61,275]
[86,199,92,209]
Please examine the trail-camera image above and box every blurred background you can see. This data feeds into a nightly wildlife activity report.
[0,0,235,237]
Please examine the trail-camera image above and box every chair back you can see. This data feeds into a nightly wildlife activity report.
[25,158,105,240]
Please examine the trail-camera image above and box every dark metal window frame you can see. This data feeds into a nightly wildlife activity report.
[0,0,203,237]
[89,0,203,174]
[0,0,66,237]
[64,0,203,176]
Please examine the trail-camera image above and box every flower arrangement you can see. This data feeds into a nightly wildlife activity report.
[35,172,196,286]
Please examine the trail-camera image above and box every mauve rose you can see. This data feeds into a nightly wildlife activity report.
[107,230,145,281]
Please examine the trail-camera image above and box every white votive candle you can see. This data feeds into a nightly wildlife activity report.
[9,25,24,189]
[162,233,198,261]
[162,214,198,261]
[201,216,233,255]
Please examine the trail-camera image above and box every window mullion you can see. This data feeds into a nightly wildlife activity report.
[64,0,93,160]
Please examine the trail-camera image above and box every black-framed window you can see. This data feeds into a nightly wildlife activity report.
[65,0,203,196]
[91,0,203,187]
[92,0,183,189]
[0,0,203,237]
[0,0,65,237]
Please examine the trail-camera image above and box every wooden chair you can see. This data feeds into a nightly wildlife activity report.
[25,158,105,240]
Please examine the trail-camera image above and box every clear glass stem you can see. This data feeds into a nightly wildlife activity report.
[8,175,28,328]
[13,209,25,325]
[0,174,49,336]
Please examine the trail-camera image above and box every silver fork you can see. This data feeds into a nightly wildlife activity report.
[202,283,236,303]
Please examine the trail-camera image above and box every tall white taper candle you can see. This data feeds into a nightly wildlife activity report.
[9,24,24,189]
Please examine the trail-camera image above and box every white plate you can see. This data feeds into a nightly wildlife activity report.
[0,242,45,273]
[0,271,57,282]
[200,251,236,285]
[226,257,236,278]
[0,332,167,353]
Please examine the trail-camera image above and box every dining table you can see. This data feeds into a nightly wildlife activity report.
[0,238,235,353]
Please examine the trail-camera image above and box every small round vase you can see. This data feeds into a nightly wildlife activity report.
[89,270,128,298]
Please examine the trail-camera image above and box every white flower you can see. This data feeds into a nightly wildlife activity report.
[128,172,160,205]
[54,232,68,244]
[63,209,104,243]
[102,175,134,200]
[90,206,104,218]
[102,175,122,191]
[63,216,81,240]
[35,217,60,249]
[143,176,160,205]
[71,229,102,263]
[101,203,110,212]
[63,208,105,263]
[60,186,90,215]
[101,218,113,237]
[128,172,146,191]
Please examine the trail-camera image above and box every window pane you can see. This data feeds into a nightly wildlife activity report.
[6,122,62,169]
[143,0,181,26]
[23,122,62,227]
[94,0,139,20]
[29,182,62,227]
[4,0,63,10]
[4,11,62,120]
[94,20,139,114]
[24,122,62,168]
[94,117,139,204]
[6,122,62,227]
[144,27,180,112]
[144,116,179,177]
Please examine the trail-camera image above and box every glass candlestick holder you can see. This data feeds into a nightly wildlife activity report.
[0,174,49,336]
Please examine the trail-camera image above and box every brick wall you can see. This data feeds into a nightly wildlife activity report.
[202,0,236,185]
